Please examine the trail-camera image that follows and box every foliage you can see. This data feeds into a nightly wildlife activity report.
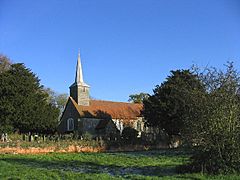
[44,87,68,110]
[182,62,240,174]
[0,63,59,134]
[142,70,204,137]
[82,132,93,141]
[0,54,11,74]
[121,127,139,144]
[55,93,68,108]
[128,92,149,103]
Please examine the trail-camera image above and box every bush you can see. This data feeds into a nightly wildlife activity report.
[181,62,240,174]
[82,132,93,141]
[122,127,138,144]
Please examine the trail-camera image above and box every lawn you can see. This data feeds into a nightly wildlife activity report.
[0,149,239,179]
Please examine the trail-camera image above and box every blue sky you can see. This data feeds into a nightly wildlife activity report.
[0,0,240,102]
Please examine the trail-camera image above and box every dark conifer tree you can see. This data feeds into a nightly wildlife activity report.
[142,70,204,136]
[0,63,59,134]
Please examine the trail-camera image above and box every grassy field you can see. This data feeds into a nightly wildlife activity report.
[0,149,239,179]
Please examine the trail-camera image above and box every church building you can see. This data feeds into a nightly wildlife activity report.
[57,52,145,138]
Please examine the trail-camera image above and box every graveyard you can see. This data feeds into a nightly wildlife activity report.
[0,134,239,179]
[1,1,240,179]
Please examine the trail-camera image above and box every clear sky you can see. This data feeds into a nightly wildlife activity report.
[0,0,240,102]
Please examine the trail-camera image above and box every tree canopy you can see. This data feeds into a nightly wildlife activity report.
[44,87,68,110]
[143,65,240,173]
[0,63,59,134]
[142,69,204,136]
[181,62,240,173]
[0,54,11,73]
[122,127,139,144]
[128,93,149,103]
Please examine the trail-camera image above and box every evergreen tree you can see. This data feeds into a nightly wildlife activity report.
[142,70,204,137]
[0,63,59,134]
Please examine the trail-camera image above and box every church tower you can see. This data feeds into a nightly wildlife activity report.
[70,51,90,106]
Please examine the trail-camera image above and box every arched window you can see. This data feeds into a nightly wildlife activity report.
[67,118,74,131]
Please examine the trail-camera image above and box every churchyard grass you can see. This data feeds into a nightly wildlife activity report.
[0,150,239,179]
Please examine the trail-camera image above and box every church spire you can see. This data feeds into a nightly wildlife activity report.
[75,50,84,83]
[70,50,90,106]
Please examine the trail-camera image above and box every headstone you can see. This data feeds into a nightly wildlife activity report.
[22,134,25,141]
[34,135,38,141]
[43,135,46,142]
[55,135,59,142]
[1,133,5,142]
[5,133,8,142]
[28,134,32,142]
[99,136,104,146]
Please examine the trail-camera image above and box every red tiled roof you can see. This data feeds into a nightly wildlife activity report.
[70,97,143,120]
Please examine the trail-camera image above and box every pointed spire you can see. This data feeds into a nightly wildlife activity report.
[75,50,84,83]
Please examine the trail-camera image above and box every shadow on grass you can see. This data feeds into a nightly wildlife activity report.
[107,148,192,157]
[0,157,181,177]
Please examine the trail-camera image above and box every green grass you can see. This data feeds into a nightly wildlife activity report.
[0,150,239,179]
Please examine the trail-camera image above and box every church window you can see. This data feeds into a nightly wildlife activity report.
[67,118,74,131]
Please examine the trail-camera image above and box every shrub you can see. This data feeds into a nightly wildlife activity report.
[82,132,93,141]
[181,62,240,174]
[122,127,138,144]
